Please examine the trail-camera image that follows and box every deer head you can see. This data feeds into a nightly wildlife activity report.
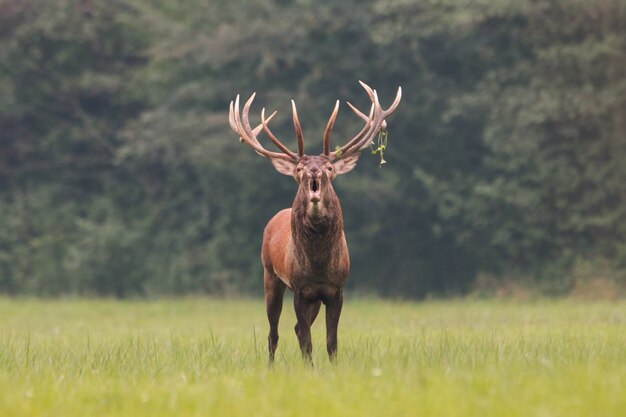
[228,81,402,214]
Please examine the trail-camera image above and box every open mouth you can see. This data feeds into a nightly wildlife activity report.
[311,178,319,193]
[309,178,321,202]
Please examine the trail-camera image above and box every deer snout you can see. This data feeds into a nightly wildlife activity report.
[306,168,322,202]
[307,168,322,179]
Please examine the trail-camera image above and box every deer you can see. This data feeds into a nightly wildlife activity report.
[228,81,401,363]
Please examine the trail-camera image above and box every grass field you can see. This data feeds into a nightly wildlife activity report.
[0,297,625,416]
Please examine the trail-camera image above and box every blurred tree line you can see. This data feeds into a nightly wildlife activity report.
[0,0,624,297]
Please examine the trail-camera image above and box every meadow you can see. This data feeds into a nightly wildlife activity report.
[0,297,625,417]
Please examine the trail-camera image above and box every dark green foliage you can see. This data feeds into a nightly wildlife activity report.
[0,0,624,297]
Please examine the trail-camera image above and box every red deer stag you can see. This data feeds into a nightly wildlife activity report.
[228,81,401,362]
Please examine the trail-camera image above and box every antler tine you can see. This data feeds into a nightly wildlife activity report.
[240,92,260,143]
[240,94,262,146]
[228,99,237,132]
[291,100,305,157]
[323,100,340,156]
[384,86,402,117]
[330,81,401,159]
[254,110,276,136]
[232,94,251,143]
[358,80,378,107]
[229,93,296,161]
[346,101,373,123]
[235,94,260,147]
[261,107,297,158]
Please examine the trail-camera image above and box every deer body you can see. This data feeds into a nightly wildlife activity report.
[228,82,401,362]
[263,159,349,292]
[262,206,350,295]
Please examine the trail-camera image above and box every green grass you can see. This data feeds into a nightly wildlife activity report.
[1,298,625,416]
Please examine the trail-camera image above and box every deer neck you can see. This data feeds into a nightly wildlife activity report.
[291,186,343,263]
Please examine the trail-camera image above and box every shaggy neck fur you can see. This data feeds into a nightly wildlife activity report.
[291,183,343,267]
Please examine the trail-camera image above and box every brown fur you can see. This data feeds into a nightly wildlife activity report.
[262,155,350,363]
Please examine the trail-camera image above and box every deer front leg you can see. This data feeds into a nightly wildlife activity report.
[293,291,314,363]
[325,289,343,361]
[265,270,286,363]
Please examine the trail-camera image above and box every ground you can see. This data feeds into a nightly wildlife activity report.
[0,297,625,416]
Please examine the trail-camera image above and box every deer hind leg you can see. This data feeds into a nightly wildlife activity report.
[264,269,286,363]
[294,299,321,346]
[308,300,322,325]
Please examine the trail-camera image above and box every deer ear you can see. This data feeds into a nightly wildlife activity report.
[270,158,297,176]
[333,153,360,175]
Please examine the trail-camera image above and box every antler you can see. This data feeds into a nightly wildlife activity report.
[228,93,299,161]
[230,83,401,161]
[323,100,340,156]
[328,81,402,160]
[291,100,305,157]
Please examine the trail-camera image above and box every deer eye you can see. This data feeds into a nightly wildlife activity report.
[296,167,303,172]
[327,166,333,171]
